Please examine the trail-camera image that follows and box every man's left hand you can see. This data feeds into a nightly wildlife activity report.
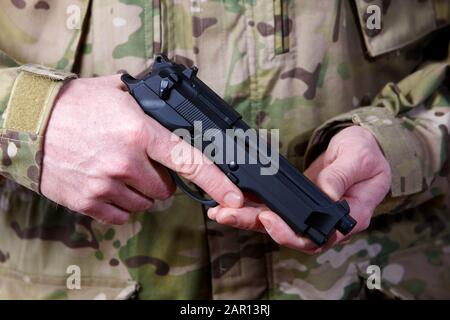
[207,126,391,253]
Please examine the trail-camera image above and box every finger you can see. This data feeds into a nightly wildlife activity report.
[258,211,318,252]
[113,185,155,213]
[146,118,243,208]
[124,158,175,201]
[208,202,267,232]
[84,202,130,225]
[96,179,155,213]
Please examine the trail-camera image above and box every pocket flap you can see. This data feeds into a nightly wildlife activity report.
[353,0,447,57]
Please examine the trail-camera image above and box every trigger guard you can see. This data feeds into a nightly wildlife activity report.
[168,170,218,207]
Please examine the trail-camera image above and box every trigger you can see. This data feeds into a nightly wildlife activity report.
[168,170,218,207]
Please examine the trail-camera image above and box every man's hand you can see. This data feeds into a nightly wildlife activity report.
[207,126,391,253]
[41,75,243,224]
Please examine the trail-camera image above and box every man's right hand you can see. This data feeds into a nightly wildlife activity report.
[41,74,243,224]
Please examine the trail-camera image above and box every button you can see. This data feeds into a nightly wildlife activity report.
[228,161,239,171]
[226,172,239,184]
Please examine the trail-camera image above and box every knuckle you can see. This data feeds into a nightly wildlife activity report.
[94,215,110,225]
[155,184,175,200]
[322,171,336,186]
[216,210,239,227]
[379,176,391,195]
[358,148,376,171]
[324,168,348,189]
[70,198,96,214]
[131,198,154,212]
[93,207,129,225]
[147,175,176,201]
[123,122,147,147]
[177,161,201,180]
[216,215,226,225]
[95,213,116,225]
[358,215,371,230]
[145,126,158,149]
[215,210,230,225]
[111,157,135,179]
[89,180,113,198]
[271,230,289,247]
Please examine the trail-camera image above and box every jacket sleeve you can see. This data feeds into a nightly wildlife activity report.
[304,61,450,215]
[0,50,76,192]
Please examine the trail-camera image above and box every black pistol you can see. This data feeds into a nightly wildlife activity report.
[121,55,356,246]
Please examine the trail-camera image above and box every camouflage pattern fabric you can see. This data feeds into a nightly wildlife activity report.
[0,0,450,299]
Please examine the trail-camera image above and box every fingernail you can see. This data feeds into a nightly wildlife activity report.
[298,237,306,247]
[224,192,243,208]
[207,206,219,219]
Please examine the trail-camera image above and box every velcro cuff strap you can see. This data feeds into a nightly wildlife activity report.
[0,65,76,192]
[4,65,76,134]
[349,107,423,197]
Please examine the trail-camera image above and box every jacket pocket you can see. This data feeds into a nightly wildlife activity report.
[353,0,447,57]
[0,182,139,300]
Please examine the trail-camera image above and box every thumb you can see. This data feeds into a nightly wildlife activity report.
[316,157,360,201]
[304,153,325,182]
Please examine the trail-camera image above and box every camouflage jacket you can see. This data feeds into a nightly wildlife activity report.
[0,0,450,299]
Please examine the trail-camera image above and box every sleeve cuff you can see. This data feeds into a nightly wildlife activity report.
[0,65,77,192]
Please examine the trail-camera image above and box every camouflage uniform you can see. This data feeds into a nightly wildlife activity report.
[0,0,450,299]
